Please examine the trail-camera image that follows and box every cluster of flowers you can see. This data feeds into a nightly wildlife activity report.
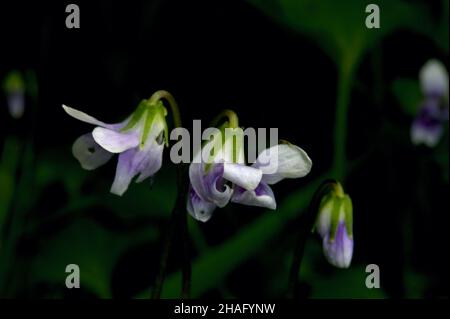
[62,91,353,268]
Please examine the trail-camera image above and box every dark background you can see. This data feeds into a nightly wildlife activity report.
[0,0,448,298]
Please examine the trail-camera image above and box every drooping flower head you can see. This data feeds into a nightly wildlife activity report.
[63,91,171,195]
[3,70,25,119]
[315,181,353,269]
[187,110,312,222]
[411,59,449,147]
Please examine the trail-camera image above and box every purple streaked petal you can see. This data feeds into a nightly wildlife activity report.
[72,133,113,170]
[7,91,25,119]
[110,149,137,196]
[322,222,353,269]
[253,144,312,185]
[110,140,164,196]
[411,120,443,147]
[135,141,164,183]
[189,162,232,208]
[223,163,262,191]
[231,183,276,210]
[187,186,217,222]
[92,127,140,153]
[411,101,444,147]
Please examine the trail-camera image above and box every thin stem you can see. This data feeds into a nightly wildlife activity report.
[286,179,337,298]
[150,90,191,299]
[332,66,353,181]
[149,90,182,128]
[210,109,239,128]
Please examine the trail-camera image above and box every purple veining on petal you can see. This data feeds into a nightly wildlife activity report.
[110,139,164,195]
[189,162,232,208]
[322,222,353,269]
[254,183,267,196]
[416,100,443,128]
[187,186,217,222]
[231,182,276,209]
[411,99,447,147]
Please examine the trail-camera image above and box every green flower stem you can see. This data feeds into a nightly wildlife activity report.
[150,91,191,299]
[210,109,239,129]
[286,179,337,298]
[332,64,354,181]
[149,90,182,128]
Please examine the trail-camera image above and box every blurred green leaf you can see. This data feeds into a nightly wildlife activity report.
[392,78,422,117]
[309,265,386,298]
[247,0,432,68]
[35,149,89,200]
[104,166,177,220]
[0,167,14,226]
[135,176,325,298]
[435,0,449,53]
[30,218,158,298]
[0,137,20,230]
[404,269,429,299]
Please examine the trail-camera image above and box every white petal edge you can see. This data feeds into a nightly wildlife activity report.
[72,133,113,170]
[62,104,115,128]
[92,127,140,153]
[254,144,312,185]
[231,183,276,210]
[419,59,449,98]
[223,163,262,191]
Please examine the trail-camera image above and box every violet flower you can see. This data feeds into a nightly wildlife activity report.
[187,127,263,222]
[315,182,353,269]
[411,59,449,147]
[3,71,25,119]
[187,127,312,222]
[63,98,168,196]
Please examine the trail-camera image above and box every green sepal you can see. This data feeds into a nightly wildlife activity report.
[2,70,24,93]
[121,100,148,132]
[141,100,167,149]
[314,193,333,232]
[329,195,342,241]
[204,122,228,173]
[343,194,353,237]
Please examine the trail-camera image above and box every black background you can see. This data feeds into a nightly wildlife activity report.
[0,0,448,299]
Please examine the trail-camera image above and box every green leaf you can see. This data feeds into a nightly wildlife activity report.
[29,218,158,298]
[392,78,422,117]
[247,0,432,68]
[136,175,327,298]
[309,265,386,298]
[0,137,20,230]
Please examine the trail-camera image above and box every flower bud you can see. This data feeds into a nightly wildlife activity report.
[3,70,25,119]
[316,182,353,268]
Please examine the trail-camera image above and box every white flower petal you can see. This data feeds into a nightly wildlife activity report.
[134,140,164,183]
[92,127,140,153]
[419,59,449,98]
[62,104,118,128]
[72,133,113,170]
[231,183,276,210]
[223,163,262,191]
[187,186,217,222]
[253,144,312,185]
